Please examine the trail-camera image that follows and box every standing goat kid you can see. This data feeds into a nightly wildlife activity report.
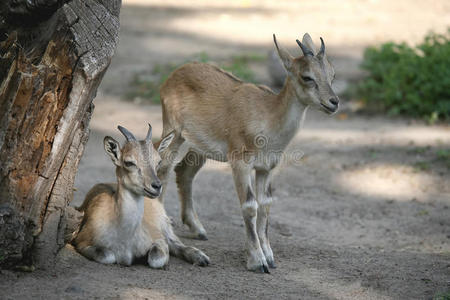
[72,125,210,269]
[157,33,339,273]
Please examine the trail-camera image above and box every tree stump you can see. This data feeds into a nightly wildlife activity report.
[0,0,121,269]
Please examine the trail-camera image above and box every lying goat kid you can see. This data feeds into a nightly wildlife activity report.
[72,125,210,268]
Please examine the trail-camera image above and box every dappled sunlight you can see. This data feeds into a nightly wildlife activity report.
[77,2,450,298]
[334,163,448,202]
[120,287,177,299]
[286,266,392,300]
[3,0,449,298]
[298,125,450,148]
[123,0,449,48]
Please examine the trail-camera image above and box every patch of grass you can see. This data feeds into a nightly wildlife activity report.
[409,148,450,172]
[434,291,450,300]
[413,161,431,172]
[126,52,264,103]
[126,63,176,103]
[222,55,259,83]
[408,146,430,155]
[436,149,450,160]
[436,149,450,169]
[354,29,450,120]
[415,209,429,216]
[368,149,377,159]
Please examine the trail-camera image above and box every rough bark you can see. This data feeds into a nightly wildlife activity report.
[0,0,121,269]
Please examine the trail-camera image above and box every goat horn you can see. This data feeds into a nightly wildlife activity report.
[296,39,314,57]
[145,123,152,143]
[117,125,136,141]
[317,37,325,57]
[273,34,279,50]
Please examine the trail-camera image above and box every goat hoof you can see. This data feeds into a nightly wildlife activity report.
[267,259,277,269]
[196,252,210,267]
[195,257,210,267]
[197,233,208,241]
[253,264,270,274]
[188,247,210,267]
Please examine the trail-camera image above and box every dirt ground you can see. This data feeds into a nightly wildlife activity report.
[1,1,450,299]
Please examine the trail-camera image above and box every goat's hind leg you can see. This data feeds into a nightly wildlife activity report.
[78,245,116,264]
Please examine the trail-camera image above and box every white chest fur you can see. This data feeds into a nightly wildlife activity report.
[118,190,144,233]
[107,189,152,264]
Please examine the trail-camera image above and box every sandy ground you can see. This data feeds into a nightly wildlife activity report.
[1,1,450,299]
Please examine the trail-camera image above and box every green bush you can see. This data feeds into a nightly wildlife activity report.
[356,30,450,120]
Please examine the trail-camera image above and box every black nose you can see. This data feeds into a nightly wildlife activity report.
[329,97,339,106]
[151,181,161,190]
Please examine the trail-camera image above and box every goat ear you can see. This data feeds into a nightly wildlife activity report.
[273,34,294,71]
[301,33,316,55]
[157,131,175,153]
[104,136,121,166]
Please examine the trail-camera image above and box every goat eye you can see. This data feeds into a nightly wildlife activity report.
[301,76,314,83]
[124,161,136,168]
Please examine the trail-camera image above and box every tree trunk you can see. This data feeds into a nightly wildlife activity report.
[0,0,121,269]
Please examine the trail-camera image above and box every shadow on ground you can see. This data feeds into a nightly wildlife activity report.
[2,1,450,299]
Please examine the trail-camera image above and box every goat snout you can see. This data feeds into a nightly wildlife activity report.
[151,181,161,190]
[144,181,162,198]
[329,97,339,106]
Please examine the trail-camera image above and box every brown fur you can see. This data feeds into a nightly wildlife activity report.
[71,126,210,268]
[157,34,338,272]
[74,184,168,250]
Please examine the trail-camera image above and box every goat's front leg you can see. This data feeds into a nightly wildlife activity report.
[147,239,169,269]
[157,134,185,203]
[255,169,275,268]
[78,245,116,265]
[175,151,208,240]
[231,160,269,273]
